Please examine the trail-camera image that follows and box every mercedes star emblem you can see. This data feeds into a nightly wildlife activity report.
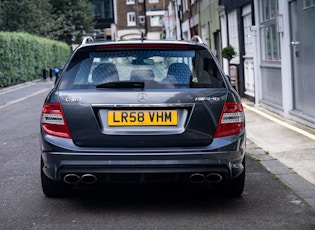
[137,93,148,103]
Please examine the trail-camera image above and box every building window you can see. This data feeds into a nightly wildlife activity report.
[150,16,162,27]
[261,0,278,21]
[149,0,158,3]
[126,0,135,5]
[139,16,145,24]
[228,10,239,64]
[243,13,253,57]
[260,0,280,61]
[139,0,144,2]
[304,0,315,8]
[127,12,136,26]
[92,0,114,23]
[182,0,189,12]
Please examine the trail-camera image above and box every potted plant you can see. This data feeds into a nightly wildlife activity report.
[221,45,236,62]
[221,45,238,91]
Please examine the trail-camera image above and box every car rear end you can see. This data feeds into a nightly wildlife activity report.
[40,39,245,197]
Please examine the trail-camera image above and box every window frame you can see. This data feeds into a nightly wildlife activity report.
[127,12,136,26]
[150,15,163,27]
[259,0,281,62]
[228,10,239,64]
[304,0,315,9]
[126,0,135,5]
[139,16,145,24]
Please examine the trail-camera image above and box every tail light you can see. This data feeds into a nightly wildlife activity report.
[214,102,245,138]
[41,103,72,138]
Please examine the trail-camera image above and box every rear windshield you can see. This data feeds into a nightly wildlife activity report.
[59,45,226,89]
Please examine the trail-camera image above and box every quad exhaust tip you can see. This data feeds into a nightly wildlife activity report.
[206,173,223,183]
[63,174,97,184]
[63,173,222,185]
[189,173,223,184]
[64,174,81,184]
[81,174,97,184]
[189,173,206,184]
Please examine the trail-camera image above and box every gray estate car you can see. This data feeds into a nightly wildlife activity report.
[40,36,245,197]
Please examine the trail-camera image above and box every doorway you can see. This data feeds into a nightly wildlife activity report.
[289,0,315,118]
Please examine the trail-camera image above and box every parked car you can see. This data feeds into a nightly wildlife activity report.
[40,36,246,197]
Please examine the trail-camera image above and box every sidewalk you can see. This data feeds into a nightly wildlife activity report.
[243,100,315,210]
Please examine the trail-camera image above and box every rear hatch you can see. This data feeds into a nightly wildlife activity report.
[56,42,230,147]
[59,88,227,147]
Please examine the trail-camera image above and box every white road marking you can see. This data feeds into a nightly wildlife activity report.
[0,88,50,110]
[243,103,315,141]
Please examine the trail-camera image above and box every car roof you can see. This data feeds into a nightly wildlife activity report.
[76,37,208,51]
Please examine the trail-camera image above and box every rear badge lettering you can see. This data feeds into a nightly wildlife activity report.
[195,97,220,102]
[65,97,82,102]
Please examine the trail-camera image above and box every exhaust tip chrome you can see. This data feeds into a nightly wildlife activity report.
[81,174,97,184]
[189,173,206,184]
[64,174,80,184]
[206,173,223,183]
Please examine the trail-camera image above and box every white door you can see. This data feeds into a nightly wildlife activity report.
[290,0,315,118]
[242,5,254,97]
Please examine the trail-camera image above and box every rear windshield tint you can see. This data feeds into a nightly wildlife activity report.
[59,46,226,89]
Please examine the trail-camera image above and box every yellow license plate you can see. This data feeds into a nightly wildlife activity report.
[107,110,178,126]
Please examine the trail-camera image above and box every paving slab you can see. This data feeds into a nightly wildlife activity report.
[244,101,315,211]
[244,102,315,186]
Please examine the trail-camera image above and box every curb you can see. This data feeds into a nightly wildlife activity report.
[246,138,315,212]
[0,79,44,94]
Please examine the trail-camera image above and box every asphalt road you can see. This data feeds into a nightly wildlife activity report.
[0,80,315,230]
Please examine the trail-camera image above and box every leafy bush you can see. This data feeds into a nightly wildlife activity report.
[0,32,70,88]
[221,45,236,62]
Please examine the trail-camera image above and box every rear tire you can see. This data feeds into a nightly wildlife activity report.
[213,157,245,197]
[41,158,70,197]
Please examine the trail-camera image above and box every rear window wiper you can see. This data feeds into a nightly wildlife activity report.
[96,81,145,89]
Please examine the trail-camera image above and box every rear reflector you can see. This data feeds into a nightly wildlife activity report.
[41,103,71,138]
[214,102,244,138]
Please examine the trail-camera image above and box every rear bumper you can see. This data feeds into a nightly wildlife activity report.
[41,133,245,183]
[41,135,245,184]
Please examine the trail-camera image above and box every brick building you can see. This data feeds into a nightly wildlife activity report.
[90,0,168,40]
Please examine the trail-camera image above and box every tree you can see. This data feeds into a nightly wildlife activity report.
[0,0,54,38]
[0,0,95,44]
[49,0,95,44]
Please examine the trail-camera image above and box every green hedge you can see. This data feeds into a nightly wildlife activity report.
[0,32,71,88]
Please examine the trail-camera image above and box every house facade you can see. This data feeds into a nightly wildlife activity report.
[220,0,315,128]
[114,0,169,40]
[252,0,315,128]
[219,0,253,97]
[92,0,115,30]
[89,0,315,128]
[90,0,168,40]
[199,0,221,60]
[114,0,146,40]
[87,0,115,39]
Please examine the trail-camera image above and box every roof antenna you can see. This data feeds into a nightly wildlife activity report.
[141,32,145,42]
